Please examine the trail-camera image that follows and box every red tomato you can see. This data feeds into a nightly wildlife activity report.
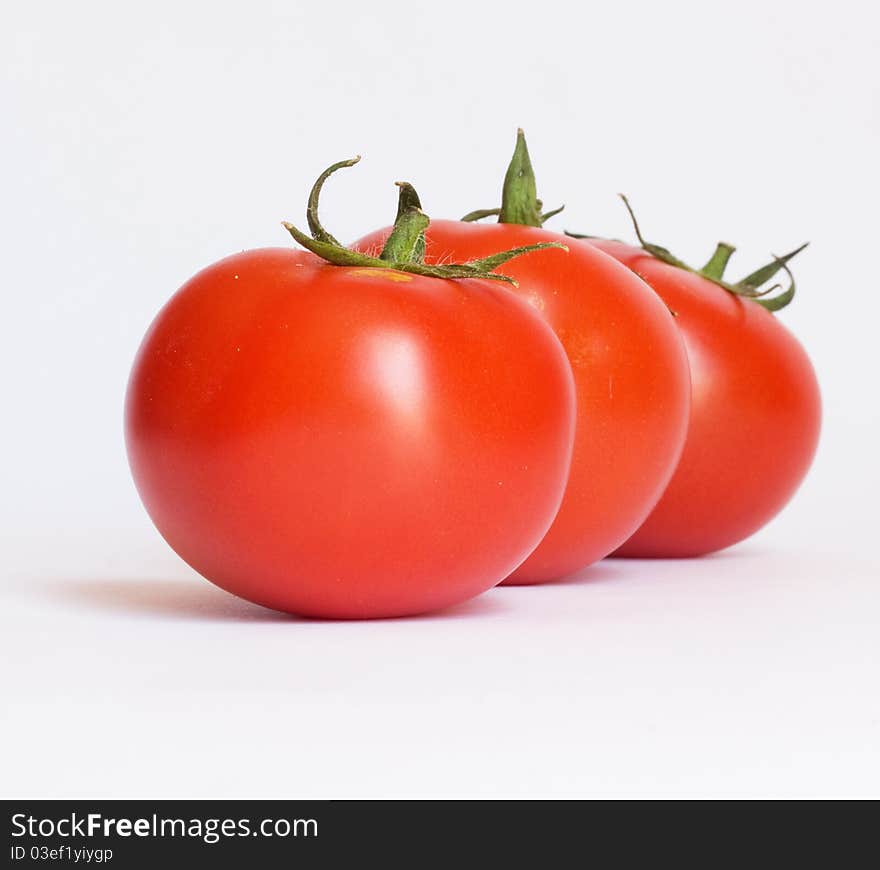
[354,222,691,582]
[586,239,821,557]
[125,248,575,618]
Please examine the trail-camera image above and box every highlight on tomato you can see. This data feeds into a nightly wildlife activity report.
[354,132,691,583]
[125,158,577,618]
[569,200,821,557]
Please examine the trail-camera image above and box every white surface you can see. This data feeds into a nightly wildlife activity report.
[4,541,879,799]
[2,0,878,798]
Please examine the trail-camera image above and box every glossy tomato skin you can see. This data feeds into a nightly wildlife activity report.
[125,248,575,618]
[355,221,691,583]
[586,239,821,557]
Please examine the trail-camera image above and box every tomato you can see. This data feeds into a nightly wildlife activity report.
[355,222,690,583]
[583,236,821,557]
[354,137,691,583]
[125,161,576,618]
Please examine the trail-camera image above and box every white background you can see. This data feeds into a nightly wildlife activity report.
[2,0,878,798]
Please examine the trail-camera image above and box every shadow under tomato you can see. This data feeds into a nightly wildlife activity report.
[509,551,757,587]
[607,543,770,562]
[48,577,510,623]
[50,578,298,623]
[503,559,634,588]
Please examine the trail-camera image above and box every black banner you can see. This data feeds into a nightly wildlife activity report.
[3,801,586,866]
[4,799,862,865]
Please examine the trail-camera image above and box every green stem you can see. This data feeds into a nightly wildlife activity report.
[379,206,429,263]
[700,242,736,280]
[737,242,809,288]
[499,129,543,227]
[617,195,690,270]
[392,182,426,263]
[754,259,797,311]
[307,157,360,245]
[394,181,422,216]
[461,207,502,223]
[282,157,568,285]
[605,194,806,312]
[459,130,563,226]
[540,204,565,223]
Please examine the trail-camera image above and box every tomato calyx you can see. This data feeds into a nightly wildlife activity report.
[282,157,567,286]
[460,129,564,228]
[567,196,808,313]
